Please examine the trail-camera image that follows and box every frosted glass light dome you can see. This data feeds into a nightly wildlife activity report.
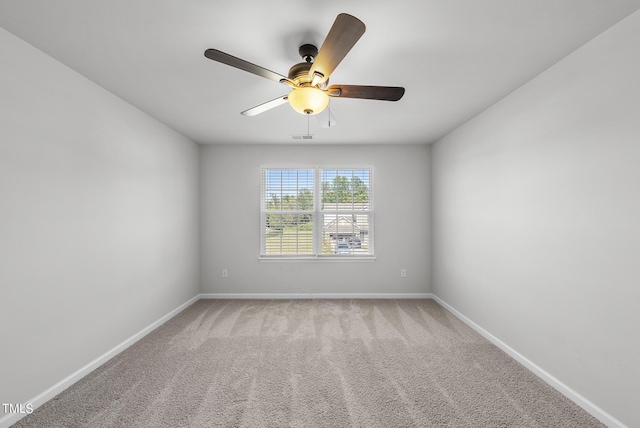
[288,87,329,115]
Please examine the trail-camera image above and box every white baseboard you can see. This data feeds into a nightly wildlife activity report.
[0,294,200,428]
[199,292,434,299]
[430,295,627,428]
[4,293,624,428]
[2,293,433,427]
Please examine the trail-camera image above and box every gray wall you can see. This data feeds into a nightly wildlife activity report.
[431,11,640,428]
[0,28,200,408]
[200,144,431,295]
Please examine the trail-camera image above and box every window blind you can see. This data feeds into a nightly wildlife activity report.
[261,168,373,257]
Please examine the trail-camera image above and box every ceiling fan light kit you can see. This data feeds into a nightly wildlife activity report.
[287,86,329,115]
[204,13,404,121]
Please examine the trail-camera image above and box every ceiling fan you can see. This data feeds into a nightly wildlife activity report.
[204,13,405,121]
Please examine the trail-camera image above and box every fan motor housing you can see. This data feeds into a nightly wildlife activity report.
[288,44,327,87]
[288,62,313,85]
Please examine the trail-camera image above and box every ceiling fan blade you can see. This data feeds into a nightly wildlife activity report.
[204,49,288,84]
[241,95,289,116]
[315,107,338,128]
[327,85,405,101]
[309,14,365,84]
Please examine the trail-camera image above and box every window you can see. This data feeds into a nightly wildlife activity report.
[261,168,373,258]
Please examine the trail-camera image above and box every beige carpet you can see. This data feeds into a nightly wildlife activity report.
[13,299,604,427]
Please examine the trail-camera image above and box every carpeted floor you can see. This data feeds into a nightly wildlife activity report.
[13,299,604,427]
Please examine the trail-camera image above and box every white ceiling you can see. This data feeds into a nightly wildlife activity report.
[1,0,639,145]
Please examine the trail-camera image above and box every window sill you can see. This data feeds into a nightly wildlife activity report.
[259,255,376,262]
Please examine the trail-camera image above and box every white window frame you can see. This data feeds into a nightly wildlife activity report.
[260,166,374,261]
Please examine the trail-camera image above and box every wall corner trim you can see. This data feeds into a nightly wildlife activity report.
[430,295,628,428]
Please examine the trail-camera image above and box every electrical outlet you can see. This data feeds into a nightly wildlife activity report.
[222,269,228,278]
[400,269,407,278]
